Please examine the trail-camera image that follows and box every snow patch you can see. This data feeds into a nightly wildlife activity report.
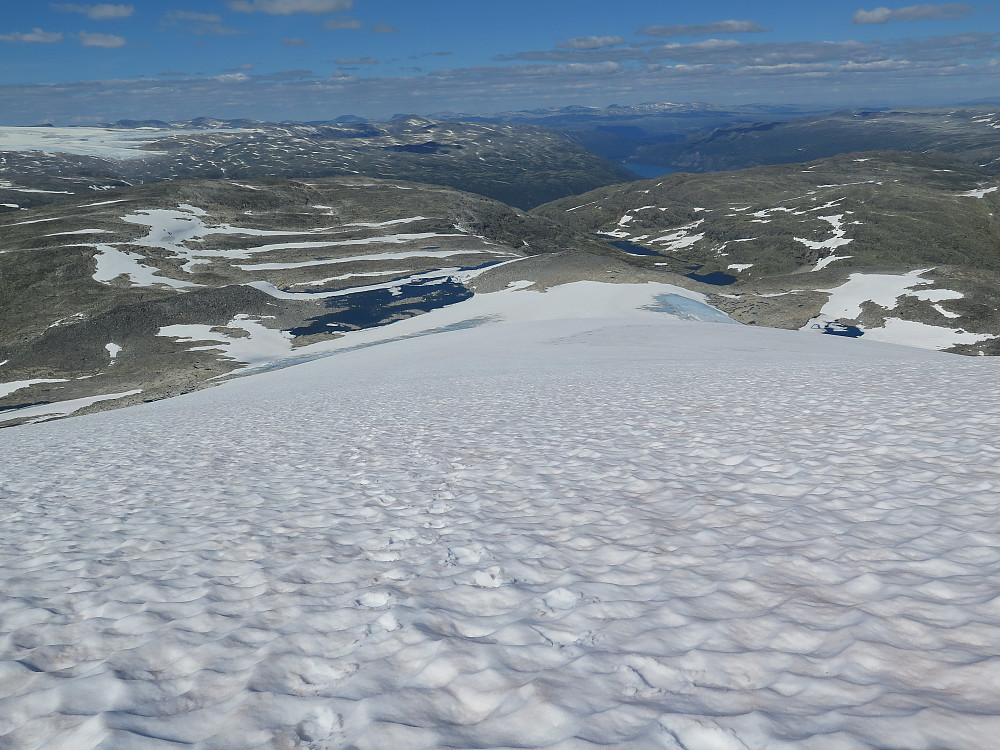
[958,186,998,198]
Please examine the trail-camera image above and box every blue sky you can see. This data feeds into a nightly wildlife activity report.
[1,1,998,124]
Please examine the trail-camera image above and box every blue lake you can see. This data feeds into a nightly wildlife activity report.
[685,271,738,286]
[289,278,473,336]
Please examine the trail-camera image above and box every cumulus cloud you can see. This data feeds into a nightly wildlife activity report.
[639,20,771,38]
[556,35,625,50]
[499,38,881,67]
[227,0,353,14]
[79,31,127,47]
[0,28,64,43]
[51,4,134,20]
[853,4,973,23]
[371,23,398,34]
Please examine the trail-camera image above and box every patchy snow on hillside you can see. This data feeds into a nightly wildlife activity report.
[4,282,1000,749]
[807,269,985,350]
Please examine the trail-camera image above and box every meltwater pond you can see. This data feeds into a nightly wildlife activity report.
[644,294,739,324]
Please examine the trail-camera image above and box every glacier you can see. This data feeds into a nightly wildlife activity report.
[2,282,999,749]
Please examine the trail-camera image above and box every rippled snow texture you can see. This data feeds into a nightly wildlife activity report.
[3,318,1000,749]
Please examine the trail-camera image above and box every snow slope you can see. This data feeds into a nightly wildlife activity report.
[3,283,1000,749]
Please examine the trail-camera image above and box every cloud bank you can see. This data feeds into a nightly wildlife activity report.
[226,0,353,15]
[638,20,772,38]
[0,28,64,43]
[51,3,134,20]
[853,3,973,23]
[78,31,127,47]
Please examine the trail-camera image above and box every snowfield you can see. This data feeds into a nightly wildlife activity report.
[3,283,1000,749]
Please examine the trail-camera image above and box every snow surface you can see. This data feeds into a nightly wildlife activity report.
[4,282,1000,748]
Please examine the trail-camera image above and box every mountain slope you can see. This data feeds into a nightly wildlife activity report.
[533,151,1000,354]
[0,117,636,212]
[636,107,1000,173]
[0,176,614,425]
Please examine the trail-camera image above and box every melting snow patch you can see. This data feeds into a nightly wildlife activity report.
[92,245,197,289]
[105,343,122,362]
[812,254,852,272]
[813,270,978,350]
[0,180,71,195]
[158,315,294,370]
[862,318,989,349]
[958,186,998,198]
[0,388,141,425]
[650,220,705,251]
[345,216,428,228]
[0,378,70,399]
[43,229,111,237]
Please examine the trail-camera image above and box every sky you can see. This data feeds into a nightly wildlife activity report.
[0,1,998,124]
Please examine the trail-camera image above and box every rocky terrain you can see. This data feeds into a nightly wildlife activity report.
[534,150,1000,355]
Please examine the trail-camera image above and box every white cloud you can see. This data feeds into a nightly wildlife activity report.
[556,35,624,50]
[853,4,973,23]
[324,17,363,29]
[371,23,398,34]
[336,56,378,64]
[227,0,353,14]
[79,31,127,47]
[0,28,63,43]
[282,37,309,46]
[639,20,771,38]
[52,4,134,20]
